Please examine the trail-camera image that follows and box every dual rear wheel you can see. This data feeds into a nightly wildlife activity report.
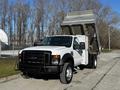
[88,54,97,69]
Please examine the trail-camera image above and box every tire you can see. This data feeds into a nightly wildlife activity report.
[88,54,97,69]
[93,55,97,69]
[60,63,73,84]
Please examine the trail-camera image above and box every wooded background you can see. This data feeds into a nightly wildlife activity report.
[0,0,120,49]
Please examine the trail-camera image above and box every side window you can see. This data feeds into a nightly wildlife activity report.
[73,37,79,50]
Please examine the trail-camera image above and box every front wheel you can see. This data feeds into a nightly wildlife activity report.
[60,63,73,84]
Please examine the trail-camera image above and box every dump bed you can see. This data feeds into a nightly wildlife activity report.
[61,10,101,54]
[61,10,95,25]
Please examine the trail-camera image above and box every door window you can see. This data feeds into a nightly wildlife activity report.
[73,37,82,55]
[73,38,79,50]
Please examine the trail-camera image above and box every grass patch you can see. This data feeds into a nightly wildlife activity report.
[101,49,112,53]
[0,57,20,78]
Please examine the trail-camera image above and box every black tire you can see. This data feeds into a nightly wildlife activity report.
[88,54,97,69]
[60,63,73,84]
[93,55,97,69]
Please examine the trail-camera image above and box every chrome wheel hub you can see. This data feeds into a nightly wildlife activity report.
[66,67,72,81]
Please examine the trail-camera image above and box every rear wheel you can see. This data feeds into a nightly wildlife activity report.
[60,63,73,84]
[88,54,97,69]
[93,55,97,69]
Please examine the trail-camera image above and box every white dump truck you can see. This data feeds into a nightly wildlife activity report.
[18,10,100,84]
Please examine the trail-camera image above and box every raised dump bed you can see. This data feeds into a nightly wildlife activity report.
[61,10,101,54]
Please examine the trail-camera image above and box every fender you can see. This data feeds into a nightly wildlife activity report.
[60,53,74,66]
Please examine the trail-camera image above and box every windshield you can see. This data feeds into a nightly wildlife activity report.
[41,36,72,47]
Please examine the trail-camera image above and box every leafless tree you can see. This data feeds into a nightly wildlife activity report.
[34,0,44,41]
[13,1,30,46]
[7,5,13,46]
[0,0,8,31]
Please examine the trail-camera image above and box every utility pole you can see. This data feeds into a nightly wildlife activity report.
[108,27,111,51]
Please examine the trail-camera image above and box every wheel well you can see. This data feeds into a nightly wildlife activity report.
[62,53,74,67]
[64,58,74,66]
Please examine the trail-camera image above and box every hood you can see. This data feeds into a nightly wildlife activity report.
[19,46,68,55]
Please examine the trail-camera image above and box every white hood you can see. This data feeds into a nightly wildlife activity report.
[20,46,68,55]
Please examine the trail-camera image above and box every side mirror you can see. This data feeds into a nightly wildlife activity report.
[80,42,85,49]
[34,39,43,46]
[34,42,42,46]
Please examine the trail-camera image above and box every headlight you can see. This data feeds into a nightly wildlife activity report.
[52,55,60,65]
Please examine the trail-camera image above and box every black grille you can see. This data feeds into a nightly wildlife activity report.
[21,50,51,65]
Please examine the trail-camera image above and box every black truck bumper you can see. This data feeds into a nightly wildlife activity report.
[18,63,63,74]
